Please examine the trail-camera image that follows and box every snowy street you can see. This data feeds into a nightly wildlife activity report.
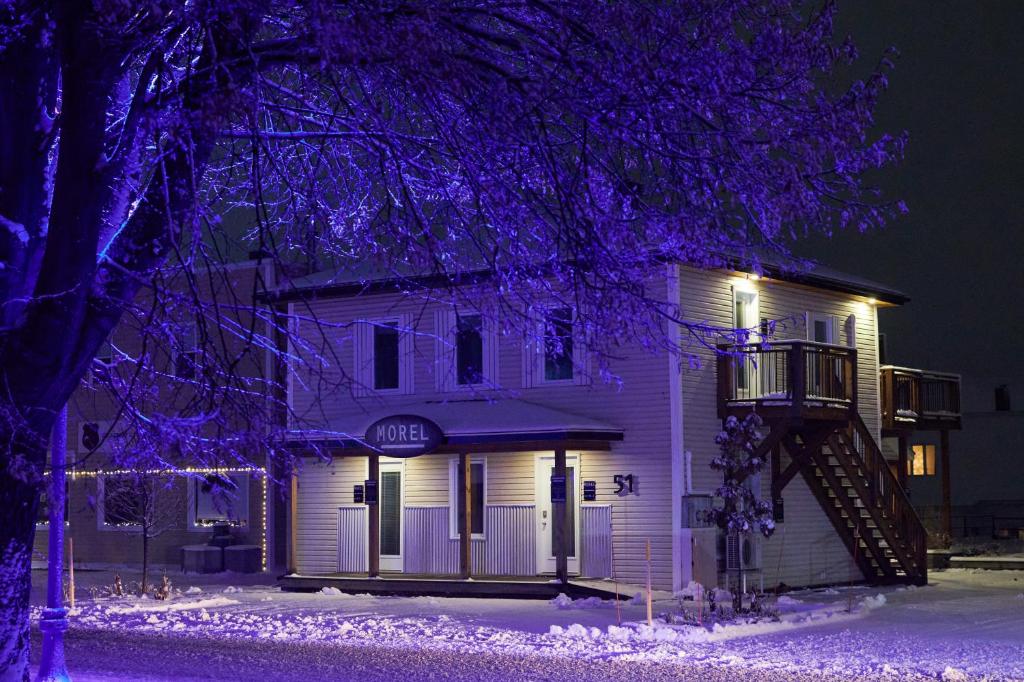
[28,569,1024,681]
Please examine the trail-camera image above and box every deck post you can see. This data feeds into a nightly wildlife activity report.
[790,342,806,415]
[553,447,568,585]
[897,435,909,495]
[459,451,472,579]
[940,430,952,541]
[368,452,380,577]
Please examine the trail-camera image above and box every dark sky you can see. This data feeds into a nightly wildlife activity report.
[800,1,1024,410]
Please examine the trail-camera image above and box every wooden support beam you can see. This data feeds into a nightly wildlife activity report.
[459,452,472,579]
[897,435,909,495]
[940,430,952,540]
[553,447,568,585]
[368,453,380,578]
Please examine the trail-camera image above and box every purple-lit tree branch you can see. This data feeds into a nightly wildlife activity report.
[1,1,902,677]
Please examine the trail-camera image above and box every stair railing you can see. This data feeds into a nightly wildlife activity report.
[847,415,928,578]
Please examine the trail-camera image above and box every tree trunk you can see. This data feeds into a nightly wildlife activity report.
[0,435,45,682]
[141,530,150,598]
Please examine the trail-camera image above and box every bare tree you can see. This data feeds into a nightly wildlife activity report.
[0,2,905,677]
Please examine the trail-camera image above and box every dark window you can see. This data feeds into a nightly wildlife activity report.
[175,324,199,379]
[102,476,147,527]
[456,462,485,535]
[456,314,484,385]
[193,474,248,527]
[373,323,400,390]
[543,308,574,381]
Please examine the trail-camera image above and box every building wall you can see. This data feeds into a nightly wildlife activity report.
[676,266,883,587]
[290,276,677,588]
[33,472,266,570]
[291,265,891,590]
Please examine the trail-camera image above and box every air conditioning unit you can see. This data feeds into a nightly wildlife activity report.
[725,533,762,572]
[79,420,112,453]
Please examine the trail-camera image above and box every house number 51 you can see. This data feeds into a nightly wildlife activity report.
[613,474,635,495]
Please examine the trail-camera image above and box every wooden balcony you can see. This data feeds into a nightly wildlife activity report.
[880,366,962,433]
[717,341,857,423]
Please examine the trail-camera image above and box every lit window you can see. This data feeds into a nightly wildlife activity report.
[908,445,936,476]
[449,459,486,538]
[191,473,249,528]
[456,314,484,385]
[373,322,400,390]
[543,308,574,381]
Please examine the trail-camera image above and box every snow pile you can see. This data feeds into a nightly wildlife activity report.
[185,586,202,595]
[941,667,969,682]
[859,593,887,611]
[222,586,242,594]
[320,587,343,596]
[104,597,240,614]
[550,594,611,610]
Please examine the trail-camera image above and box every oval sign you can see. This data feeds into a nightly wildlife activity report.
[365,414,443,457]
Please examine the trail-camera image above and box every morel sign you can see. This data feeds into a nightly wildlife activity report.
[365,415,444,457]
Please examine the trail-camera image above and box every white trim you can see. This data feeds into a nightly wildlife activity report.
[434,309,499,391]
[186,472,251,531]
[447,457,488,540]
[523,307,589,388]
[378,459,405,571]
[354,314,415,396]
[533,452,581,575]
[668,264,687,592]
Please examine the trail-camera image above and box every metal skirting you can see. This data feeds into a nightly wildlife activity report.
[403,505,535,576]
[337,506,368,573]
[580,504,613,578]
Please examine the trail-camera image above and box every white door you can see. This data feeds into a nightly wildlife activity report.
[379,461,404,571]
[535,454,580,575]
[734,289,761,398]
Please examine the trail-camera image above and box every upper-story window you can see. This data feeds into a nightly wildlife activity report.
[435,310,498,391]
[174,322,200,379]
[524,306,587,387]
[456,314,484,385]
[544,308,574,381]
[355,315,414,395]
[373,322,400,390]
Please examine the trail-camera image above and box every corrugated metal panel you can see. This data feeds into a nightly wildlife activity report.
[581,505,613,578]
[484,505,535,576]
[337,506,367,573]
[404,507,457,574]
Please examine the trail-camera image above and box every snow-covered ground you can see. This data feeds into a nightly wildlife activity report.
[30,569,1024,681]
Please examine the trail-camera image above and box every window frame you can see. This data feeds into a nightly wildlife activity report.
[187,472,251,531]
[372,320,402,392]
[353,315,414,396]
[435,309,499,391]
[448,457,487,540]
[172,321,201,379]
[908,444,936,477]
[96,474,147,532]
[524,306,588,388]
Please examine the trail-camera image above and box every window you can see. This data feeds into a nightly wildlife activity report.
[449,459,486,538]
[909,444,936,476]
[355,315,413,395]
[456,314,484,385]
[174,323,200,379]
[543,308,574,381]
[99,475,148,529]
[373,322,400,390]
[190,473,250,528]
[681,494,713,529]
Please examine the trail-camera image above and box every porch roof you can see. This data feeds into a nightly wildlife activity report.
[287,399,624,452]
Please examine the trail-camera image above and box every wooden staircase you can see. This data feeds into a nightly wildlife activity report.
[718,340,929,586]
[784,416,928,585]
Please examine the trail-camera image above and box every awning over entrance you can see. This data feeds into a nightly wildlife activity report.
[287,399,624,452]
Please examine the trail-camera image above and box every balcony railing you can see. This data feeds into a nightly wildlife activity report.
[880,366,962,431]
[717,340,857,421]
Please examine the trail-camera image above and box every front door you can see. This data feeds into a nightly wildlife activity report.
[379,461,403,571]
[535,454,580,575]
